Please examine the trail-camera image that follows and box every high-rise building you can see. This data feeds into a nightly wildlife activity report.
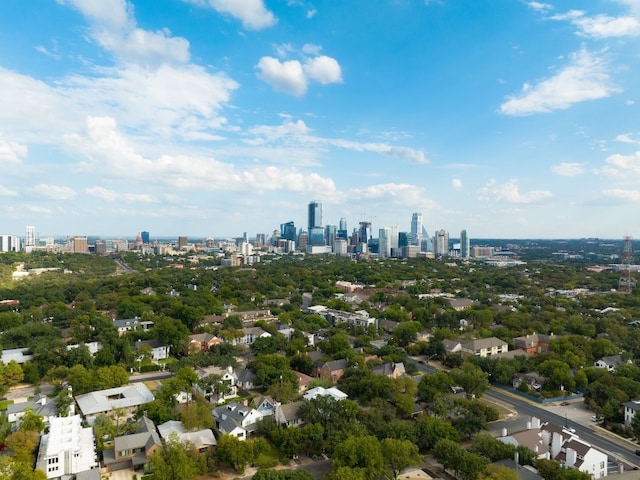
[0,235,20,252]
[25,226,36,252]
[71,236,88,253]
[141,231,150,244]
[338,217,348,240]
[298,231,308,251]
[308,201,322,230]
[358,222,371,244]
[177,236,188,249]
[460,229,470,259]
[434,229,449,257]
[379,228,392,259]
[410,213,422,246]
[421,226,433,252]
[280,221,296,242]
[325,225,337,250]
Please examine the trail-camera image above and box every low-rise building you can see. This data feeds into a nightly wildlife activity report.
[460,337,508,358]
[102,416,162,473]
[36,414,98,479]
[75,383,154,425]
[135,339,170,361]
[157,420,216,453]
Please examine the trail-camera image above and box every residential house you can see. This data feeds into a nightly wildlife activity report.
[303,386,348,402]
[498,417,607,479]
[371,362,406,379]
[442,339,463,356]
[460,337,509,358]
[294,371,314,393]
[252,395,277,416]
[512,373,546,393]
[75,383,154,425]
[237,368,259,390]
[35,414,98,479]
[102,416,162,472]
[231,326,272,346]
[113,317,153,336]
[313,358,349,383]
[212,402,265,440]
[274,401,305,427]
[135,339,170,361]
[594,355,628,372]
[157,420,216,453]
[447,298,478,311]
[194,365,238,404]
[378,319,399,333]
[187,333,222,353]
[7,393,60,425]
[623,400,640,427]
[514,333,553,355]
[1,348,32,364]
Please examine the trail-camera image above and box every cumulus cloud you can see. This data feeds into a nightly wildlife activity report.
[69,116,337,195]
[34,184,77,200]
[0,185,18,197]
[0,139,27,163]
[551,9,640,38]
[477,179,552,203]
[551,162,587,176]
[255,57,308,95]
[452,178,463,189]
[595,150,640,180]
[500,48,619,116]
[60,0,191,64]
[603,188,640,201]
[346,183,428,205]
[256,47,342,95]
[304,56,343,84]
[183,0,276,30]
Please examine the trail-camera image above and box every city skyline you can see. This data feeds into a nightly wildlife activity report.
[1,1,639,238]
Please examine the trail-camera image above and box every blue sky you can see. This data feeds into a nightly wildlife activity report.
[1,0,639,240]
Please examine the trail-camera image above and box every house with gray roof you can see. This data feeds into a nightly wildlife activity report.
[460,337,508,358]
[7,393,59,425]
[102,416,161,473]
[212,401,266,441]
[75,383,154,425]
[594,354,628,372]
[274,401,305,427]
[157,420,216,453]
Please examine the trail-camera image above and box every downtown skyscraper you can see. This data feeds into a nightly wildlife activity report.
[308,201,324,246]
[410,213,422,246]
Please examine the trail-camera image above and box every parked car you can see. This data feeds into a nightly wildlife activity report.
[635,450,640,456]
[560,401,570,406]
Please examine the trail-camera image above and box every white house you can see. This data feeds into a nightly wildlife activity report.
[303,386,348,402]
[194,365,238,404]
[157,420,216,453]
[135,339,170,361]
[212,402,266,441]
[623,401,640,427]
[7,394,59,425]
[231,327,272,346]
[498,417,608,479]
[35,415,98,479]
[594,355,628,372]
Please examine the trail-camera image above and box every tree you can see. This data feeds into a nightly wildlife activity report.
[149,433,203,480]
[19,409,45,433]
[217,434,255,473]
[390,321,422,347]
[180,401,214,430]
[381,438,422,474]
[332,435,386,480]
[153,316,189,353]
[5,429,39,464]
[450,363,490,398]
[414,414,460,452]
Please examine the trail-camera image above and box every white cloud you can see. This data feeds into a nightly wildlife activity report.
[452,178,463,189]
[302,44,322,55]
[596,150,640,180]
[528,2,553,12]
[551,162,587,176]
[603,188,640,201]
[60,0,191,64]
[304,56,343,84]
[85,186,154,203]
[551,9,640,38]
[477,179,552,203]
[256,57,308,96]
[34,184,77,200]
[346,183,428,205]
[500,48,619,116]
[0,139,27,163]
[184,0,276,30]
[69,116,337,195]
[0,186,18,197]
[246,117,427,164]
[616,133,640,145]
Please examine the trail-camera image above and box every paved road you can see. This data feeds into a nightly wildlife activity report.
[485,388,640,469]
[129,370,174,383]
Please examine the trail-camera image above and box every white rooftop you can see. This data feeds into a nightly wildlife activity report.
[75,383,154,416]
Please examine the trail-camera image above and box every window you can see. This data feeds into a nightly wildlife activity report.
[600,462,605,469]
[47,457,59,465]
